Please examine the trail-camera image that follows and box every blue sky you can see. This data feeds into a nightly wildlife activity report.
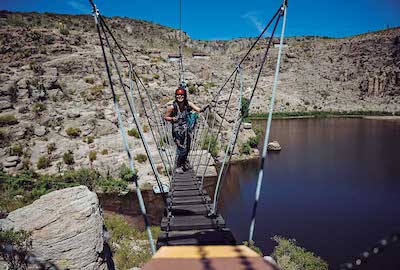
[1,0,399,40]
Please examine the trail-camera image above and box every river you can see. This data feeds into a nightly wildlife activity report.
[218,118,400,270]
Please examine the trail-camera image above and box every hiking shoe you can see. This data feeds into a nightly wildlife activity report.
[183,161,192,171]
[175,167,184,174]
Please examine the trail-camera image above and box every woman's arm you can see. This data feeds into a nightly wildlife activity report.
[164,105,175,122]
[188,101,202,113]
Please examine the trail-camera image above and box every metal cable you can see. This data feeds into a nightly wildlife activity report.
[89,2,156,254]
[249,2,287,242]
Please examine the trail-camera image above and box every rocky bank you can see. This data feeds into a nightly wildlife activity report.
[0,11,399,180]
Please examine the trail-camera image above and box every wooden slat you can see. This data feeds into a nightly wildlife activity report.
[169,189,204,197]
[168,204,211,216]
[167,195,210,205]
[161,215,225,231]
[157,229,236,247]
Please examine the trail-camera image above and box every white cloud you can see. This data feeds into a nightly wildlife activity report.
[67,0,90,13]
[241,11,264,33]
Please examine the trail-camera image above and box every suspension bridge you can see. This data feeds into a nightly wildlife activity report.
[88,0,288,268]
[87,0,399,269]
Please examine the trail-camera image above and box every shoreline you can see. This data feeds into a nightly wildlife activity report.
[247,111,400,120]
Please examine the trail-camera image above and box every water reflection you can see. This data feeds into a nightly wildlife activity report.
[218,118,400,270]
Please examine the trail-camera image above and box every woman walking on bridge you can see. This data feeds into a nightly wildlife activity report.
[164,86,203,174]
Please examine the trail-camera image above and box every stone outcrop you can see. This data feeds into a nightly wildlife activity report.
[267,141,282,151]
[0,186,110,270]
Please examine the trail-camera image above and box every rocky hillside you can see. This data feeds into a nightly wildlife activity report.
[0,11,399,178]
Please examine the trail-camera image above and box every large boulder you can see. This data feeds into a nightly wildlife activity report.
[0,186,109,270]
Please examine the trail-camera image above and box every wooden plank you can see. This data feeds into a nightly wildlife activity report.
[167,195,210,205]
[171,185,199,191]
[157,228,236,247]
[143,246,278,270]
[168,204,211,216]
[161,215,225,231]
[169,189,204,197]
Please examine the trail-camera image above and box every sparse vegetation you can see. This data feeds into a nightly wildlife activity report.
[202,134,219,157]
[62,150,74,165]
[127,128,140,138]
[37,155,51,169]
[104,214,159,269]
[0,229,32,270]
[88,151,97,163]
[0,168,131,213]
[272,236,328,270]
[0,114,18,127]
[47,142,56,154]
[84,77,95,84]
[10,143,23,156]
[134,154,148,163]
[152,73,160,79]
[241,97,250,118]
[65,127,81,138]
[142,125,149,133]
[240,142,251,155]
[32,102,46,113]
[243,240,263,256]
[118,163,137,182]
[86,136,94,144]
[101,149,109,155]
[59,27,69,36]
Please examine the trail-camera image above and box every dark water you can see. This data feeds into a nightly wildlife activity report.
[218,118,400,270]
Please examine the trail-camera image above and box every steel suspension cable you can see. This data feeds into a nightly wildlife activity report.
[249,1,287,242]
[212,9,282,216]
[197,70,239,187]
[98,17,167,201]
[90,2,156,254]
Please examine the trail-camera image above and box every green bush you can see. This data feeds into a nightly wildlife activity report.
[240,142,251,155]
[247,136,259,148]
[202,134,219,157]
[37,155,51,169]
[62,150,74,165]
[0,114,18,127]
[152,73,160,80]
[32,102,46,113]
[10,143,23,156]
[88,151,97,163]
[104,214,158,268]
[188,84,196,94]
[135,154,148,163]
[272,236,328,270]
[118,163,138,183]
[65,127,81,138]
[101,149,108,155]
[241,97,250,118]
[128,128,140,138]
[0,229,32,269]
[86,136,94,144]
[243,240,263,256]
[47,142,56,154]
[60,28,69,36]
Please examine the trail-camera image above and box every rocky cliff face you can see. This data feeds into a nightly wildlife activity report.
[0,11,399,176]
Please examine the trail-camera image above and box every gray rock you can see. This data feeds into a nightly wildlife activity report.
[6,156,20,163]
[267,141,282,151]
[0,100,13,112]
[67,109,81,119]
[0,186,108,270]
[3,160,18,168]
[34,126,47,137]
[243,122,252,129]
